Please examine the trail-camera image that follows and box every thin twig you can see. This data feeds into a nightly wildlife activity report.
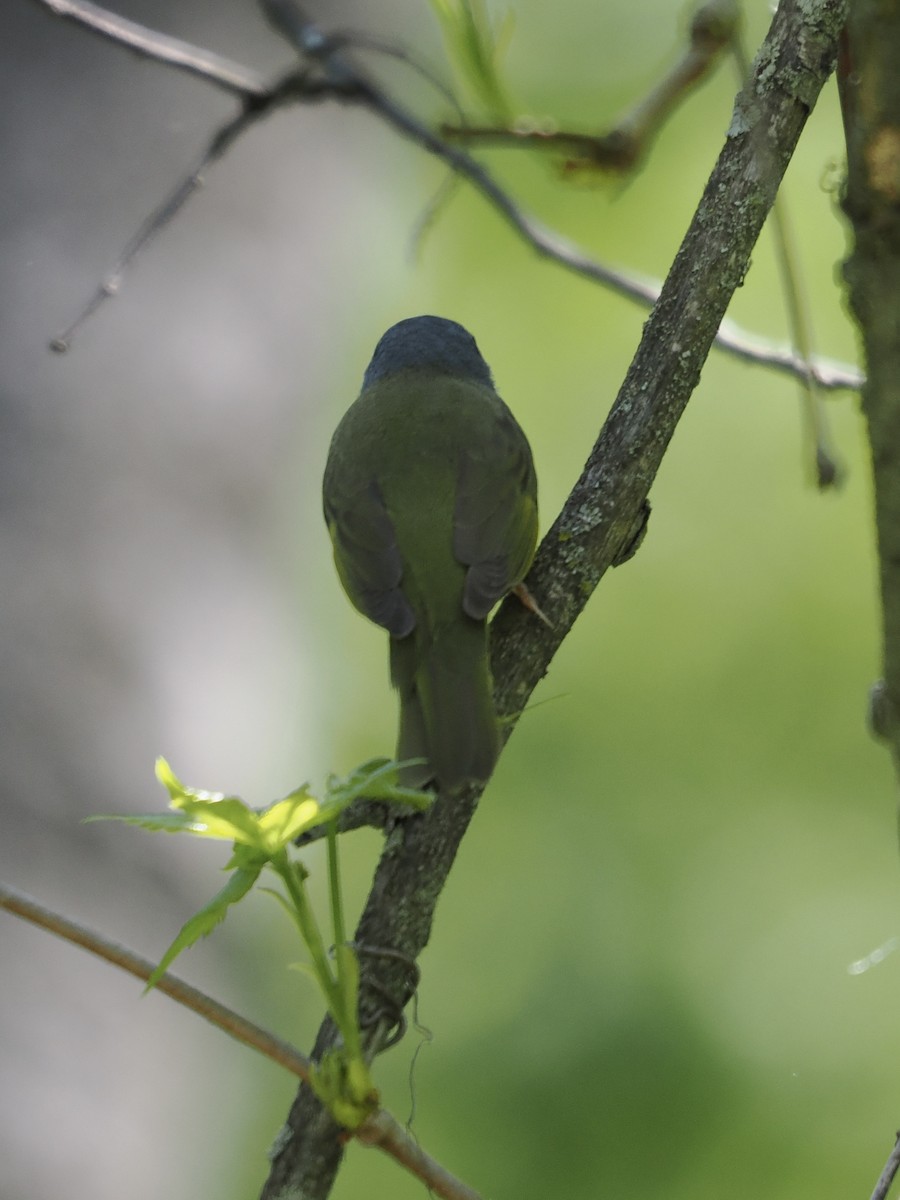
[0,880,484,1200]
[358,1110,481,1200]
[51,74,306,351]
[869,1132,900,1200]
[31,0,268,95]
[0,880,311,1076]
[28,0,862,390]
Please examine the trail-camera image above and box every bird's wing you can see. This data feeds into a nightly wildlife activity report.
[323,477,416,638]
[453,404,538,621]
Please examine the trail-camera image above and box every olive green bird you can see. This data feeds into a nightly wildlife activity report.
[322,316,538,792]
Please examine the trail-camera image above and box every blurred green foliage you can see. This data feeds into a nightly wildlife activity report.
[428,0,516,119]
[210,1,893,1198]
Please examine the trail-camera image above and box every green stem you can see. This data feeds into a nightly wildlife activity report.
[327,821,345,949]
[326,822,364,1060]
[274,853,342,1017]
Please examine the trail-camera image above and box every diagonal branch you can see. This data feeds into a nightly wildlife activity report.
[868,1132,900,1200]
[0,882,483,1200]
[260,1,850,1198]
[28,0,861,392]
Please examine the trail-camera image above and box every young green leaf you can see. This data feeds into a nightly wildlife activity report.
[155,758,264,844]
[325,758,434,810]
[257,789,322,852]
[83,811,199,834]
[146,864,262,990]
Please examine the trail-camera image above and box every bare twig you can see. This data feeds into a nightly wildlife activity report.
[869,1132,900,1200]
[0,880,311,1076]
[28,0,861,391]
[0,881,483,1200]
[51,73,306,351]
[31,0,268,95]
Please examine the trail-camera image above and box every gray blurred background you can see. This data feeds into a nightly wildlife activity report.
[3,3,896,1200]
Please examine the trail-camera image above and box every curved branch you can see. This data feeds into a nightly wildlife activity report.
[0,882,483,1200]
[28,0,861,391]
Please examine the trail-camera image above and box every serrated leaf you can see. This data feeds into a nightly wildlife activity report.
[145,865,261,990]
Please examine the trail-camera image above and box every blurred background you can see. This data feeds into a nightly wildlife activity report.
[2,1,896,1198]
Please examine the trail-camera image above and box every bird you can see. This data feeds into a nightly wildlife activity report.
[322,315,538,792]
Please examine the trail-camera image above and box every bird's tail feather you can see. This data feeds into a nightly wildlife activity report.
[390,619,497,791]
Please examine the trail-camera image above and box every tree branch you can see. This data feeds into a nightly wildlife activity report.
[869,1131,900,1200]
[28,0,861,392]
[261,1,849,1197]
[0,882,484,1200]
[0,881,312,1073]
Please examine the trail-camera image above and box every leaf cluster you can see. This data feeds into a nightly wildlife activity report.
[87,757,431,1128]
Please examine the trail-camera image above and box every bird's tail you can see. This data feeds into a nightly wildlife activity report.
[390,617,498,792]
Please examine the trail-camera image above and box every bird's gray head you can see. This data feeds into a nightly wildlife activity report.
[362,316,494,389]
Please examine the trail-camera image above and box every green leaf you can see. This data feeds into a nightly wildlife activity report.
[155,756,216,803]
[155,758,264,845]
[171,796,265,845]
[223,841,269,872]
[326,758,433,811]
[257,788,322,851]
[83,811,199,833]
[145,864,261,990]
